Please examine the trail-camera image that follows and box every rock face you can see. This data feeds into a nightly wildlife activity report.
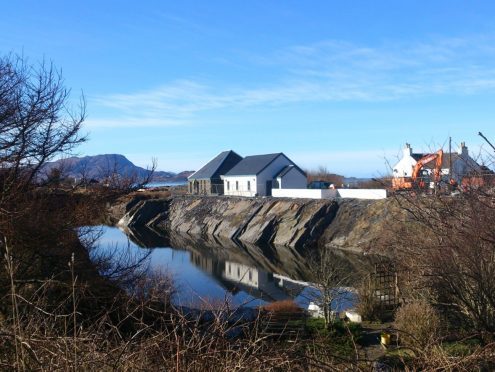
[319,198,393,253]
[114,195,392,252]
[163,196,338,249]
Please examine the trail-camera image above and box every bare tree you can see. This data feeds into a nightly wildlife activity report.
[98,156,157,192]
[386,139,495,337]
[0,54,86,203]
[306,248,354,327]
[389,183,495,336]
[306,165,344,186]
[75,159,92,188]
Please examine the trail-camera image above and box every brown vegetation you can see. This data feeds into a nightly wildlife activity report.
[262,299,302,313]
[390,190,495,337]
[381,172,495,368]
[306,165,344,186]
[393,301,442,349]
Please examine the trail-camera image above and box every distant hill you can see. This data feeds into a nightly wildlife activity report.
[42,154,194,183]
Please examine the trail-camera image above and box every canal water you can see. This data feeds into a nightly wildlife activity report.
[88,225,357,311]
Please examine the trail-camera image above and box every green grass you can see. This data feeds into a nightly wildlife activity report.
[442,338,481,357]
[303,318,364,358]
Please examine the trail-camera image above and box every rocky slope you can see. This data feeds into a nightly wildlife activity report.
[112,195,394,253]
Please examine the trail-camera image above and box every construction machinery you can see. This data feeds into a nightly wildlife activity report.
[392,150,444,191]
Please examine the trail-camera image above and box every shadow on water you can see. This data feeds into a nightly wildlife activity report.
[94,224,376,309]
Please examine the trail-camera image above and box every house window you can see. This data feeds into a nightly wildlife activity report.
[247,181,250,191]
[236,181,239,191]
[227,181,230,191]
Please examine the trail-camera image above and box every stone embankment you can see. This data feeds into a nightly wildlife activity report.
[111,195,393,252]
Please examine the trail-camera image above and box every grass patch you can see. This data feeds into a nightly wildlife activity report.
[304,318,364,358]
[442,338,481,357]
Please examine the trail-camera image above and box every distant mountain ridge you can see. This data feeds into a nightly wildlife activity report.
[43,154,194,183]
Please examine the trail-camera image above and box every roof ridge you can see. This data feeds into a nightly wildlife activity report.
[188,150,242,180]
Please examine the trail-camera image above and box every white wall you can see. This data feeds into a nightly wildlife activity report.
[272,189,335,199]
[336,189,387,199]
[278,167,307,189]
[393,155,416,177]
[223,175,257,197]
[272,188,387,200]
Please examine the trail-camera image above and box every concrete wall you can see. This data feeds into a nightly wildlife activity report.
[272,188,387,200]
[272,189,335,199]
[336,189,387,199]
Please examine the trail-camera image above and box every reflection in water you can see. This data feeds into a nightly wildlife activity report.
[91,225,366,310]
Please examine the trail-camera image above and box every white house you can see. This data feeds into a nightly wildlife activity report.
[222,153,307,197]
[393,142,482,183]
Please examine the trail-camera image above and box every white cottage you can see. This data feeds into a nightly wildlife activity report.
[222,153,306,197]
[393,142,482,183]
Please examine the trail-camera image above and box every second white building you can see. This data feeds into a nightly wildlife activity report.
[222,153,307,197]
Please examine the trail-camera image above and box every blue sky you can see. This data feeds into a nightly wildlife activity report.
[2,1,495,176]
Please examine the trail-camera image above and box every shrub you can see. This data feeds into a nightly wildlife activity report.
[262,300,302,313]
[394,301,442,349]
[356,275,382,321]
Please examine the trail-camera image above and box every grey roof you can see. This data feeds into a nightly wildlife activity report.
[412,152,464,169]
[224,153,283,176]
[189,150,243,180]
[411,153,424,161]
[275,164,306,178]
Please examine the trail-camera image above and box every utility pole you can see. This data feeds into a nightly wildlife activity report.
[449,137,452,180]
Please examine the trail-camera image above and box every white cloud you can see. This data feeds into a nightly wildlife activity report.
[90,34,495,128]
[84,117,190,128]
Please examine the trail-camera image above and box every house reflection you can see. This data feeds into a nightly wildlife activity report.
[190,251,306,302]
[120,225,367,309]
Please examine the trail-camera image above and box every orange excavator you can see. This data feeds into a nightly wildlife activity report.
[393,150,444,191]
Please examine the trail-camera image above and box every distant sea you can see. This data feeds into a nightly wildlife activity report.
[146,181,187,188]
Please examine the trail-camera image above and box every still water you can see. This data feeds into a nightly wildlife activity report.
[90,225,357,311]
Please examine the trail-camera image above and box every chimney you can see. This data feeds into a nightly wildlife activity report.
[459,142,468,156]
[403,143,412,157]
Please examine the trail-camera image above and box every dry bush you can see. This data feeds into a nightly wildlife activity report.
[355,177,389,189]
[394,301,442,349]
[0,242,367,370]
[356,275,381,321]
[306,166,344,186]
[262,299,302,313]
[0,274,301,370]
[389,190,495,336]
